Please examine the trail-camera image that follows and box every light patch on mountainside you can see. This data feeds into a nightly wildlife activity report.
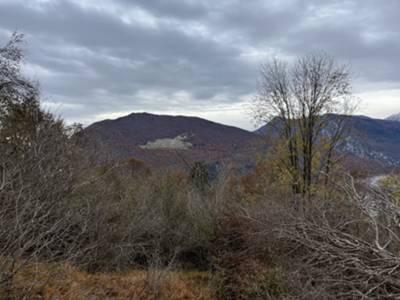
[139,134,192,150]
[386,113,400,122]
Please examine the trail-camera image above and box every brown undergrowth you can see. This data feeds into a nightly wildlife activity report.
[5,263,213,300]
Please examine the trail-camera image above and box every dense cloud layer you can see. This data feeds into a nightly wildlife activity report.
[0,0,399,128]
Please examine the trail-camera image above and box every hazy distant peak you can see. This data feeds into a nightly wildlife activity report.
[386,113,400,122]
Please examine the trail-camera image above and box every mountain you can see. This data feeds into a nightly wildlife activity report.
[255,115,400,169]
[342,116,400,166]
[386,113,400,122]
[82,112,262,170]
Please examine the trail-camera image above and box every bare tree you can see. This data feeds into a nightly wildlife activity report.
[0,32,37,121]
[0,32,93,298]
[253,52,356,196]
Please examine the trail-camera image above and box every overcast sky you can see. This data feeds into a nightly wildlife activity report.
[0,0,399,129]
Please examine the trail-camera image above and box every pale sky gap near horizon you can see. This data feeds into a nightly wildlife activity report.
[0,0,399,130]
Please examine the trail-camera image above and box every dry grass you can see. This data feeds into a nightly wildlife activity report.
[7,263,214,300]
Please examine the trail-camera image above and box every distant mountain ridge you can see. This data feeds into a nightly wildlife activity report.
[82,112,400,171]
[255,114,400,168]
[82,112,261,170]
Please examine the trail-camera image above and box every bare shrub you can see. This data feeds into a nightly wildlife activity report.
[66,164,232,273]
[144,246,178,298]
[236,175,400,299]
[0,113,92,297]
[211,208,293,300]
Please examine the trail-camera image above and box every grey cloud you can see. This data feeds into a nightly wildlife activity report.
[120,0,209,20]
[0,0,399,126]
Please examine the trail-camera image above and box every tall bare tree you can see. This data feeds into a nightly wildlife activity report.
[0,32,91,297]
[0,32,37,121]
[253,52,355,196]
